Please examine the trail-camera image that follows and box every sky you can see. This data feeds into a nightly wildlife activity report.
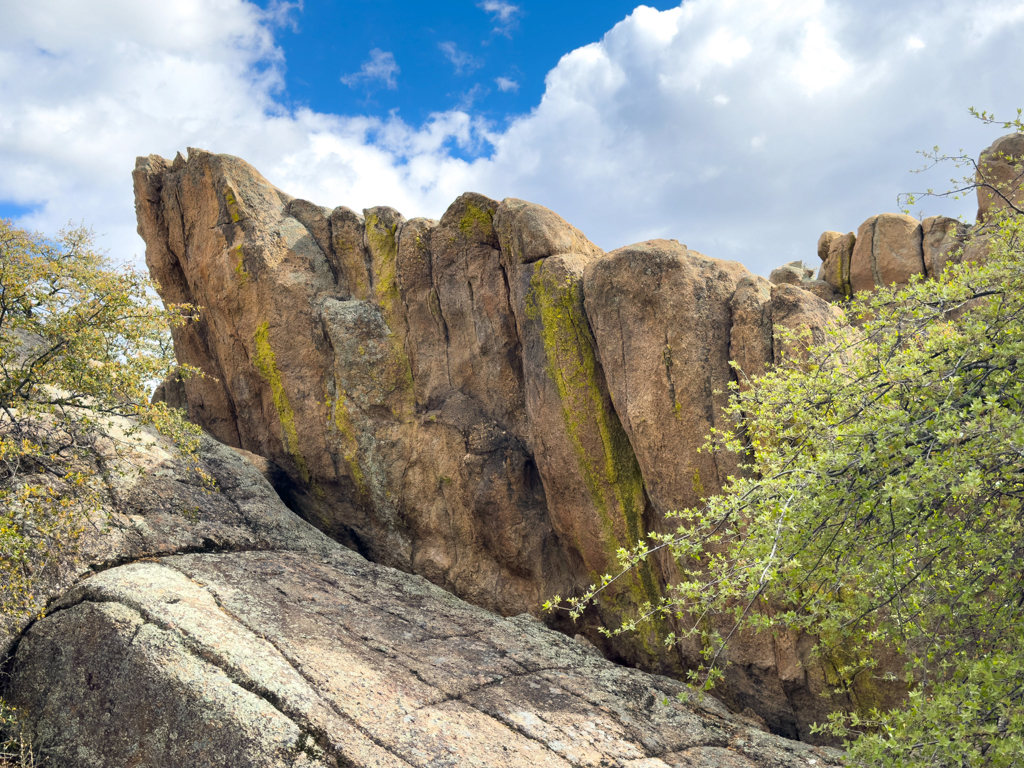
[2,0,1023,279]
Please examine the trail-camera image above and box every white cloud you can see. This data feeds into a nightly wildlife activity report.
[790,19,853,95]
[455,84,487,111]
[0,2,474,264]
[438,42,483,75]
[496,76,519,92]
[478,0,519,23]
[2,0,1024,283]
[341,48,400,90]
[906,36,926,50]
[477,1,521,36]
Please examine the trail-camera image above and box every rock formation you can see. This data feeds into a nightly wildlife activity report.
[768,260,835,303]
[976,132,1024,222]
[1,420,843,768]
[808,133,1023,295]
[135,149,853,739]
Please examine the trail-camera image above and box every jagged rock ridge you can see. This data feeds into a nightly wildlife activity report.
[136,149,856,739]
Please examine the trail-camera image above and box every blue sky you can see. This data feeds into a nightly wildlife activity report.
[2,0,1024,277]
[258,0,666,139]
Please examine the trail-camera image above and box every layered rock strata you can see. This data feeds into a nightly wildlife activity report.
[136,149,848,738]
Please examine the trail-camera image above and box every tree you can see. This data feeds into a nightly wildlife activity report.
[0,220,201,630]
[553,118,1024,766]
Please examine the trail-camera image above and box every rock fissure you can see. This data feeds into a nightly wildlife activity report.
[48,594,309,724]
[149,566,400,768]
[195,614,417,766]
[869,218,884,288]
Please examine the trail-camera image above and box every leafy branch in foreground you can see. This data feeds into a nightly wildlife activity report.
[549,124,1024,767]
[0,219,203,628]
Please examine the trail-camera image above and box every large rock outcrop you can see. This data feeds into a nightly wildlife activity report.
[1,420,842,768]
[136,149,850,738]
[807,134,1023,296]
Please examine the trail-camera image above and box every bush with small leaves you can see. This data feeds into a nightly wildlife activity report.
[0,220,202,629]
[551,113,1024,767]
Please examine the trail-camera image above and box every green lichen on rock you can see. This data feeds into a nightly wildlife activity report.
[331,390,368,502]
[253,322,311,484]
[365,212,415,408]
[691,467,706,499]
[834,232,855,298]
[820,637,886,717]
[458,202,494,240]
[224,188,242,223]
[365,212,400,317]
[525,261,658,604]
[233,244,249,286]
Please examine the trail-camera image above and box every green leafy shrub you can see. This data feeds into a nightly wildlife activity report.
[554,118,1024,766]
[0,220,202,628]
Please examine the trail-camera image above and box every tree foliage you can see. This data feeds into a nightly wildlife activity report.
[552,120,1024,766]
[0,220,201,627]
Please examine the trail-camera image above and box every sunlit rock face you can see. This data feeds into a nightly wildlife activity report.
[136,148,852,740]
[0,420,843,767]
[806,134,1024,295]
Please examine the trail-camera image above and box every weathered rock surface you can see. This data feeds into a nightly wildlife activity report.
[134,149,854,738]
[806,136,1023,298]
[921,215,967,277]
[849,213,924,293]
[768,260,813,286]
[583,240,748,517]
[976,132,1024,222]
[0,419,339,658]
[816,231,841,263]
[769,285,844,364]
[2,426,842,768]
[817,231,855,298]
[769,260,835,303]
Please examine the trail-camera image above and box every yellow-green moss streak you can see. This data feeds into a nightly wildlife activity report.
[233,244,249,286]
[663,343,683,421]
[224,188,242,223]
[820,640,886,717]
[253,322,312,485]
[692,467,706,499]
[459,203,493,239]
[365,213,415,407]
[525,262,659,606]
[837,233,855,298]
[331,390,368,501]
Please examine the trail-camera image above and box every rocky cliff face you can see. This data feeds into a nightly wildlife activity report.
[1,420,843,768]
[135,149,848,739]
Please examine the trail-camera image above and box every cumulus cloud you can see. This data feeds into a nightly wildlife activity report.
[495,76,519,92]
[341,48,400,90]
[3,0,1024,281]
[438,41,483,75]
[466,0,1024,272]
[0,1,477,264]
